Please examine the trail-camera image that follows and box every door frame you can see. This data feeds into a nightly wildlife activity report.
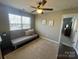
[59,13,77,43]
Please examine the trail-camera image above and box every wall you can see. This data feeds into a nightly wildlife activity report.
[0,4,35,33]
[35,8,78,43]
[0,4,9,32]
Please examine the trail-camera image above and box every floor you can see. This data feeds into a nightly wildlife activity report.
[4,38,59,59]
[4,38,78,59]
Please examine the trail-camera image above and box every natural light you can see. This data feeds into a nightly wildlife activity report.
[8,14,31,31]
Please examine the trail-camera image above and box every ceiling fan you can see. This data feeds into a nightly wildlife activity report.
[31,0,53,14]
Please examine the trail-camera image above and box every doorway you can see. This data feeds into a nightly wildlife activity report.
[60,14,78,48]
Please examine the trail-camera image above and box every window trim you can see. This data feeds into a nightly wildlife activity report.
[8,13,31,31]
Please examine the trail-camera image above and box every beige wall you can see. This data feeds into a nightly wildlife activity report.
[35,8,78,43]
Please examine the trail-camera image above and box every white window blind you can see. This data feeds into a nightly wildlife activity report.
[22,16,31,29]
[8,14,31,31]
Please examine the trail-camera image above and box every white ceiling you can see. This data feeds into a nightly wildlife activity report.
[0,0,78,14]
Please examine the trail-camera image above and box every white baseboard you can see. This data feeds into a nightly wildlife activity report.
[40,36,59,45]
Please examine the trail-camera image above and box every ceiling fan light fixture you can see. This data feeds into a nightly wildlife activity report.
[36,9,43,13]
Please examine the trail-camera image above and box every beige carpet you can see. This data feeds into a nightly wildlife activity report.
[5,38,59,59]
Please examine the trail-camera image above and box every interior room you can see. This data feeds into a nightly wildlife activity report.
[0,0,78,59]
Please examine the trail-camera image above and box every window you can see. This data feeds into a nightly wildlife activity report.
[8,14,31,31]
[22,16,31,29]
[9,14,21,30]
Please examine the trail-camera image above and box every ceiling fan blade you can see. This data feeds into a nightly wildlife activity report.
[31,10,36,13]
[37,0,47,8]
[42,8,53,11]
[42,0,47,6]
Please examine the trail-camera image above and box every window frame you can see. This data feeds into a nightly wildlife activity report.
[8,13,31,31]
[21,16,31,30]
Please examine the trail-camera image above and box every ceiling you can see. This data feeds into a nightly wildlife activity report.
[0,0,78,14]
